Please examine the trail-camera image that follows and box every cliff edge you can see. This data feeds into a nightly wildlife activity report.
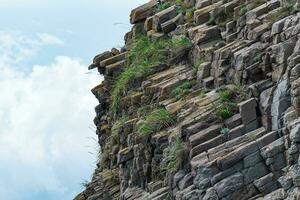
[75,0,300,199]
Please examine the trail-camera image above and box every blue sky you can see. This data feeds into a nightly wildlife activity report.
[0,0,147,200]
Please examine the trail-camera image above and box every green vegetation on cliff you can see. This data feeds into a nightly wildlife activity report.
[138,108,175,136]
[160,136,187,175]
[215,88,237,119]
[110,35,191,114]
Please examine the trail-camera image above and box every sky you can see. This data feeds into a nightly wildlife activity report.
[0,0,147,200]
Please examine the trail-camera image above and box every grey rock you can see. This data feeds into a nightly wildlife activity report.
[214,173,244,198]
[254,173,279,195]
[130,0,157,24]
[263,188,287,200]
[203,188,219,200]
[242,162,269,185]
[178,173,193,190]
[243,151,263,168]
[238,98,257,125]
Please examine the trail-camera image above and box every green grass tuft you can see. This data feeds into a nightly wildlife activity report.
[239,4,248,16]
[215,88,236,119]
[110,35,169,113]
[218,88,234,102]
[171,80,193,100]
[111,116,129,138]
[156,1,172,11]
[138,108,175,135]
[160,136,187,175]
[110,35,191,114]
[172,36,192,47]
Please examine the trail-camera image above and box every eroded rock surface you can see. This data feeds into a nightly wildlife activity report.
[75,0,300,199]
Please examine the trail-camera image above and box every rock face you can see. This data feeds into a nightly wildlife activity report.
[75,0,300,199]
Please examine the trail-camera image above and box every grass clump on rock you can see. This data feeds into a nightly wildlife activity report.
[160,136,187,175]
[138,108,175,136]
[110,35,191,114]
[171,80,193,100]
[110,35,168,113]
[111,116,129,138]
[215,88,237,119]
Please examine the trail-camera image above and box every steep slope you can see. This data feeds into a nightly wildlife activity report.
[75,0,300,199]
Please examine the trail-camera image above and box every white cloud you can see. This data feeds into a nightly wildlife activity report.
[37,33,64,45]
[0,32,101,200]
[0,31,64,65]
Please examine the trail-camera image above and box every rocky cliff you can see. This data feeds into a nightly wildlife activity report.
[74,0,300,199]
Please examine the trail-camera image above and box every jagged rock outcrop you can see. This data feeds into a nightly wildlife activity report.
[75,0,300,199]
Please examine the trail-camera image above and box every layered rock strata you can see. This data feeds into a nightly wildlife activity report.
[75,0,300,199]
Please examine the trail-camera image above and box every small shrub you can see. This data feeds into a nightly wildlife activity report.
[239,5,248,16]
[137,105,152,117]
[172,35,192,47]
[111,116,129,138]
[160,136,187,175]
[216,101,236,119]
[220,127,230,135]
[186,8,196,19]
[218,88,234,102]
[156,1,172,11]
[215,88,236,119]
[138,108,175,135]
[171,80,193,100]
[156,0,192,14]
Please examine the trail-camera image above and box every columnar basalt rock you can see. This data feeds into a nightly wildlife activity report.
[75,0,300,199]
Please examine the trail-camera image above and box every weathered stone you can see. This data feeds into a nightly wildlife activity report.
[263,188,287,200]
[238,98,257,125]
[189,124,223,148]
[271,74,291,130]
[189,25,221,45]
[197,62,211,81]
[78,1,300,200]
[178,173,193,190]
[89,51,113,70]
[254,173,279,195]
[144,16,154,32]
[153,5,178,32]
[130,0,157,24]
[117,147,134,164]
[214,173,244,198]
[272,17,288,35]
[217,141,259,170]
[278,174,293,190]
[261,137,285,159]
[242,162,269,185]
[243,151,263,168]
[203,188,219,200]
[194,5,213,25]
[211,162,243,185]
[224,114,242,129]
[290,122,300,142]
